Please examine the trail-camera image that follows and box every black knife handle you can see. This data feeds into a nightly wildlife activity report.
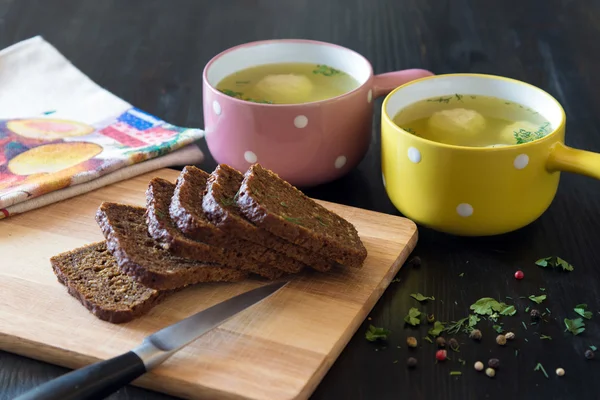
[14,351,147,400]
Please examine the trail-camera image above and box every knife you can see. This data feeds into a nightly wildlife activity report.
[15,280,288,400]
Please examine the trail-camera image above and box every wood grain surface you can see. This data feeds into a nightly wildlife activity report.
[0,169,418,400]
[2,0,600,399]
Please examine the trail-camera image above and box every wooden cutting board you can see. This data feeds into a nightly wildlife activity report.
[0,168,418,400]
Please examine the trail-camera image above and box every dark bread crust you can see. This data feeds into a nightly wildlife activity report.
[50,241,169,324]
[203,164,334,272]
[146,178,284,280]
[170,166,304,274]
[236,164,367,268]
[95,202,248,290]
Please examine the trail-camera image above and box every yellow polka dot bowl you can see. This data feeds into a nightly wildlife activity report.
[381,73,600,236]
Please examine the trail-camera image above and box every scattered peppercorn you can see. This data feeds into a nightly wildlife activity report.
[449,338,460,351]
[514,270,524,280]
[530,309,541,321]
[486,368,496,378]
[407,357,418,368]
[427,314,435,323]
[496,335,507,346]
[474,361,484,371]
[407,336,418,348]
[488,358,500,369]
[436,350,447,361]
[585,349,595,360]
[556,368,565,377]
[436,337,446,348]
[505,332,515,340]
[469,329,482,341]
[409,256,421,268]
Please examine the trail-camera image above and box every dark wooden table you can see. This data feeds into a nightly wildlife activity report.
[2,0,600,399]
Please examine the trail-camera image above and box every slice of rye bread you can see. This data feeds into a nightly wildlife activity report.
[50,241,169,324]
[170,166,305,274]
[146,177,285,280]
[203,164,335,272]
[236,164,368,268]
[95,202,248,290]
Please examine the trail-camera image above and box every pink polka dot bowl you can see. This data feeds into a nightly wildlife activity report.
[202,39,433,187]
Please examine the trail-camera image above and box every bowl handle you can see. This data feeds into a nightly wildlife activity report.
[373,69,434,98]
[547,142,600,180]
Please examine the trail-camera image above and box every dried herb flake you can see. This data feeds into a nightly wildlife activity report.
[534,362,549,379]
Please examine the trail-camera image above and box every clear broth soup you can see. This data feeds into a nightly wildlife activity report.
[393,94,553,147]
[216,62,359,105]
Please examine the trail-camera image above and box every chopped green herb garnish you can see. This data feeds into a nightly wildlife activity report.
[522,321,528,330]
[392,360,398,364]
[590,345,597,351]
[315,215,328,227]
[282,216,303,225]
[515,350,519,356]
[280,201,288,207]
[524,338,529,342]
[564,318,585,335]
[468,314,480,327]
[403,127,417,135]
[445,315,478,335]
[500,305,517,316]
[458,358,466,366]
[529,294,547,304]
[235,80,250,84]
[219,89,244,98]
[505,296,513,299]
[427,96,453,104]
[404,307,422,326]
[391,278,401,283]
[540,335,552,340]
[450,371,462,376]
[410,293,435,302]
[514,122,551,144]
[459,272,464,277]
[546,308,551,314]
[428,321,445,337]
[493,325,504,334]
[365,325,390,342]
[535,256,574,271]
[455,94,463,102]
[539,288,546,291]
[534,362,549,379]
[525,306,530,313]
[312,64,342,76]
[574,304,593,319]
[220,197,236,207]
[470,298,515,316]
[423,336,433,343]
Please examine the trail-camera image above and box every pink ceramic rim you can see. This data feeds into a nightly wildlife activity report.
[202,39,375,108]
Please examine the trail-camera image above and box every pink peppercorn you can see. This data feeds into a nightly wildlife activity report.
[514,270,524,280]
[436,350,447,361]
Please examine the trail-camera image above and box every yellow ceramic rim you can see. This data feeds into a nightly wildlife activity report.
[381,73,567,151]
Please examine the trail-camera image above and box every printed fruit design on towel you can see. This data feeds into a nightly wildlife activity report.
[7,119,94,141]
[8,142,103,176]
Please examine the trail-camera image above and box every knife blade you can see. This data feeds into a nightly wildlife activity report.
[15,280,288,400]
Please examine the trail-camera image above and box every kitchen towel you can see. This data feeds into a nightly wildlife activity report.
[0,36,204,219]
